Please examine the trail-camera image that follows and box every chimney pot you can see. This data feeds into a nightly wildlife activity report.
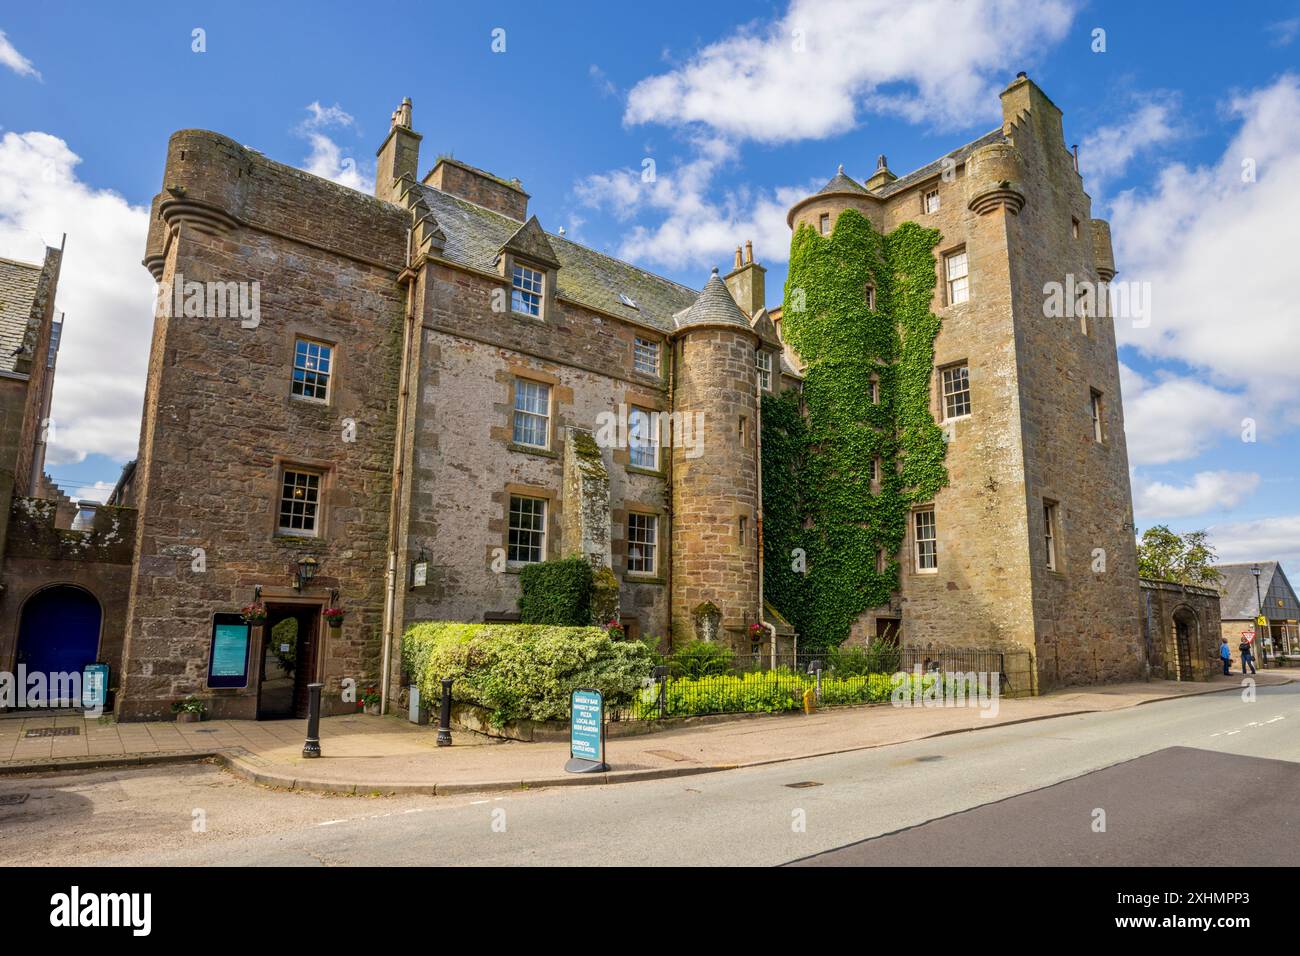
[744,239,753,265]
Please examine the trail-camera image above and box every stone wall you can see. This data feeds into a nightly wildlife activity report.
[0,497,137,694]
[1141,579,1221,681]
[118,130,408,720]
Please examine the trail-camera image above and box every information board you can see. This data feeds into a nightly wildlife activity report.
[207,613,252,688]
[566,687,608,773]
[82,663,109,711]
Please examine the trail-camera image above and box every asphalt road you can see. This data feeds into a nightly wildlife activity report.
[2,682,1296,866]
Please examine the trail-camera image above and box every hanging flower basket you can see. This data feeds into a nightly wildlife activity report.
[323,607,345,628]
[604,617,625,640]
[241,601,268,625]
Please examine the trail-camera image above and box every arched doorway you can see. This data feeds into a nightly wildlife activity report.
[15,586,102,687]
[1170,606,1198,681]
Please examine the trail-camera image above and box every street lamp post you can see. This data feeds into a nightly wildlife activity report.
[1251,564,1265,669]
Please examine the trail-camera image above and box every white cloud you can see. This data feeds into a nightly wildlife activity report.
[295,102,373,193]
[1208,513,1300,567]
[575,141,814,269]
[1079,93,1181,196]
[1110,75,1300,420]
[1118,364,1246,466]
[1269,18,1300,47]
[0,30,41,80]
[1132,469,1259,520]
[0,131,152,467]
[624,0,1076,142]
[71,480,114,504]
[589,65,617,99]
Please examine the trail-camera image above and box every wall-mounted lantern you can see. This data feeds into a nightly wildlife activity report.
[296,555,319,591]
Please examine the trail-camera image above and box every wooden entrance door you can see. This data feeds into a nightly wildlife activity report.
[258,605,320,719]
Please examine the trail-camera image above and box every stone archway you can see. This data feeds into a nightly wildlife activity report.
[1169,605,1199,681]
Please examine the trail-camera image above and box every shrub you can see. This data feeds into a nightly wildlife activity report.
[401,622,652,725]
[517,557,593,625]
[667,640,734,678]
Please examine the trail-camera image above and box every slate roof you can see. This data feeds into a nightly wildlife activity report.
[673,268,754,332]
[875,128,1006,198]
[816,164,871,196]
[1216,562,1300,620]
[417,183,698,331]
[0,255,43,374]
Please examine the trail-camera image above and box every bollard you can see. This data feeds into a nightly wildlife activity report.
[302,682,324,758]
[436,677,453,747]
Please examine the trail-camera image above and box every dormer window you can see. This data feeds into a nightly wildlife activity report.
[511,263,544,317]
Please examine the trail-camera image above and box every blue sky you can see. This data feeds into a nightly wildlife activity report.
[2,0,1298,566]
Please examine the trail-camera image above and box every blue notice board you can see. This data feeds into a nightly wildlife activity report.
[568,688,607,769]
[208,613,252,688]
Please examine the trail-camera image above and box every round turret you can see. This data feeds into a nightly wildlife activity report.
[786,165,883,235]
[670,269,761,647]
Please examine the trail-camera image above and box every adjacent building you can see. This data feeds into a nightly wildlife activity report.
[1216,562,1299,661]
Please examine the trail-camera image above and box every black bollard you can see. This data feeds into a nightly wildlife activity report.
[436,677,453,747]
[302,682,324,758]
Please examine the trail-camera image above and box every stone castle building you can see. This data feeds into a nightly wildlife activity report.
[779,73,1143,690]
[2,73,1167,719]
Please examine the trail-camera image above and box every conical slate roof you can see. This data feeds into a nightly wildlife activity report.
[816,164,870,196]
[673,268,753,331]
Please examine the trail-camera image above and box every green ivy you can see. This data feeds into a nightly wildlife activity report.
[763,209,947,649]
[517,557,593,625]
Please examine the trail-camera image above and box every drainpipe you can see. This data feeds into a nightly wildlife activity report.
[380,230,420,714]
[756,342,777,667]
[665,335,677,651]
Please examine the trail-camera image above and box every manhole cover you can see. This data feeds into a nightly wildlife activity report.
[24,726,80,738]
[0,793,29,806]
[785,780,823,788]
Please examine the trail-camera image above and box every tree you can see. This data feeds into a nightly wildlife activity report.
[1137,525,1222,586]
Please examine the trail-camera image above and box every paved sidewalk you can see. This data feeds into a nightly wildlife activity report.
[1,671,1292,794]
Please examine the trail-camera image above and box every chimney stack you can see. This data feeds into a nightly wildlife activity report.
[724,238,766,317]
[374,96,422,205]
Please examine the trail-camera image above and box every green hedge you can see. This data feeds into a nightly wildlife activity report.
[401,622,651,725]
[517,557,593,625]
[630,670,964,718]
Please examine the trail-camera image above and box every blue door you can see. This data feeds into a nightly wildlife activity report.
[15,586,102,683]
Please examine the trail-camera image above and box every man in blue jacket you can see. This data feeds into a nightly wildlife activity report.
[1220,638,1233,676]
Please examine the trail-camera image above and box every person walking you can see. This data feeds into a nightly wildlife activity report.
[1240,637,1258,675]
[1220,638,1233,676]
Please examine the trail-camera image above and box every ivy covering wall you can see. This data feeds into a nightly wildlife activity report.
[763,209,947,648]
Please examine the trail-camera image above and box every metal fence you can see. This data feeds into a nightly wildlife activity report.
[608,645,1024,722]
